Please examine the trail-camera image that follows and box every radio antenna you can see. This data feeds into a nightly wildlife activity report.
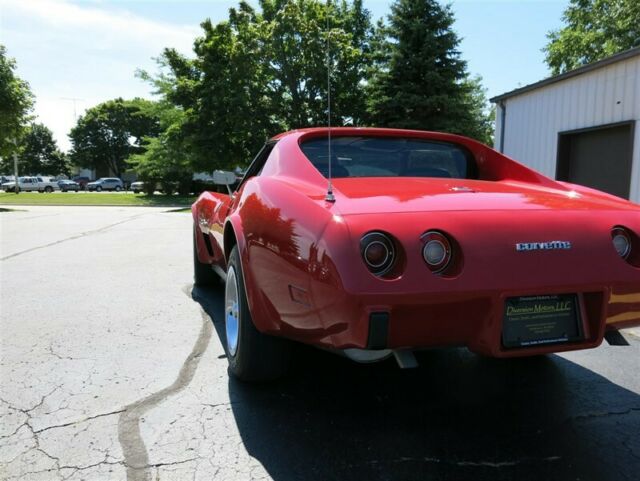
[325,0,335,202]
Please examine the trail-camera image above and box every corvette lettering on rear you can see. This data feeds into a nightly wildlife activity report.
[516,241,572,252]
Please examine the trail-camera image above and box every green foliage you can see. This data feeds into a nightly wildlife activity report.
[127,100,193,193]
[261,0,372,127]
[19,123,69,176]
[544,0,640,75]
[366,0,492,143]
[142,0,373,170]
[69,98,161,177]
[460,76,495,146]
[136,0,495,176]
[0,45,34,161]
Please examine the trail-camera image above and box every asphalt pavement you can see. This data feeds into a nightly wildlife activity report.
[1,206,639,481]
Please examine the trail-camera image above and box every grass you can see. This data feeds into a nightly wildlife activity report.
[0,192,196,207]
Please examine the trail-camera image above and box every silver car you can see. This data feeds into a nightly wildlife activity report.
[86,178,124,192]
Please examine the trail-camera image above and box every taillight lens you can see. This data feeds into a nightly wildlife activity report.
[360,232,395,276]
[612,227,631,259]
[422,231,452,274]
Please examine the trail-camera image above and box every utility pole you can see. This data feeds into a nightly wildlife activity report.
[9,137,19,194]
[13,152,18,194]
[60,97,85,122]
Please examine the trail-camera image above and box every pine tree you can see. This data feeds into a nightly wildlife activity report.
[366,0,488,140]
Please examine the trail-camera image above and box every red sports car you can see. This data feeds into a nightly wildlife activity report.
[192,128,640,381]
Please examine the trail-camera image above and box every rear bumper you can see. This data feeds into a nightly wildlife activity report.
[288,284,638,358]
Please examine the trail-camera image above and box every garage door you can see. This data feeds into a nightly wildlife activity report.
[556,122,634,199]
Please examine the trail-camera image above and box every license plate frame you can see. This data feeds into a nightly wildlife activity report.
[502,294,583,349]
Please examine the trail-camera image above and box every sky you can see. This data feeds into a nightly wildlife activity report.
[0,0,570,151]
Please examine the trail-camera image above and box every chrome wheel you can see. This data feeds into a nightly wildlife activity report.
[225,266,240,356]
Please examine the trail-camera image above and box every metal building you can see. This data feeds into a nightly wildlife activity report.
[491,47,640,203]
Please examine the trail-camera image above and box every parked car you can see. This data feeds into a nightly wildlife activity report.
[192,127,640,382]
[86,178,124,192]
[1,176,58,192]
[130,181,145,193]
[58,180,80,192]
[72,176,91,190]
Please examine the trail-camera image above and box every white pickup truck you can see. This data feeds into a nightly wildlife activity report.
[1,176,59,193]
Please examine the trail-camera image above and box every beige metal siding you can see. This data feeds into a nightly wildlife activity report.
[496,56,640,203]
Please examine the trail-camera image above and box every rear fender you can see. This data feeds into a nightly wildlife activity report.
[224,214,271,331]
[192,191,230,265]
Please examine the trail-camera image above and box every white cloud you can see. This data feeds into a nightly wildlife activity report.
[1,0,200,152]
[2,0,198,54]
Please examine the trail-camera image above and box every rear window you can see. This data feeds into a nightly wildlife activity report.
[300,136,475,179]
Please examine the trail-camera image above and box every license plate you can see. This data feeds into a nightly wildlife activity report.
[502,294,582,348]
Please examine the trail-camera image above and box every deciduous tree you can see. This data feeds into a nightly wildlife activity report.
[20,123,69,176]
[544,0,640,75]
[0,45,34,163]
[127,100,193,193]
[69,98,161,178]
[142,0,373,171]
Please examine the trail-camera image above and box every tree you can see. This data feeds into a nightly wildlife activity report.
[127,100,194,194]
[0,45,34,162]
[366,0,491,141]
[69,98,161,178]
[460,76,494,146]
[19,123,69,176]
[261,0,372,127]
[544,0,640,75]
[142,0,373,171]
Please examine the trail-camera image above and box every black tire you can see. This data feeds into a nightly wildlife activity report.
[115,186,122,192]
[225,245,290,382]
[133,190,139,194]
[62,189,67,192]
[44,186,53,193]
[96,186,102,192]
[193,228,218,286]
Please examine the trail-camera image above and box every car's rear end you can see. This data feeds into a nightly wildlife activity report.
[318,198,639,359]
[284,129,640,360]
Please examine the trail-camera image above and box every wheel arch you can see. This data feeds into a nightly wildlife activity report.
[223,219,239,264]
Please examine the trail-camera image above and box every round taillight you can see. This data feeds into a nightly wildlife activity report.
[612,227,631,259]
[360,232,395,276]
[422,231,452,274]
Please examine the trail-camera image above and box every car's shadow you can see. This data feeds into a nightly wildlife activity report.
[192,285,640,481]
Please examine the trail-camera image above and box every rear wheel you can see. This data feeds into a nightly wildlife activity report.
[115,186,122,192]
[44,186,53,193]
[193,228,218,286]
[96,186,102,192]
[225,246,290,382]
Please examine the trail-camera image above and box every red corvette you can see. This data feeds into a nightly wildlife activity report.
[192,128,640,381]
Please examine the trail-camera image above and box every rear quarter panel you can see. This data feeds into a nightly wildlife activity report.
[233,175,353,342]
[192,191,231,267]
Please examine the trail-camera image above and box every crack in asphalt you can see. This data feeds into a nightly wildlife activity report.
[117,285,213,481]
[0,213,147,261]
[34,409,127,434]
